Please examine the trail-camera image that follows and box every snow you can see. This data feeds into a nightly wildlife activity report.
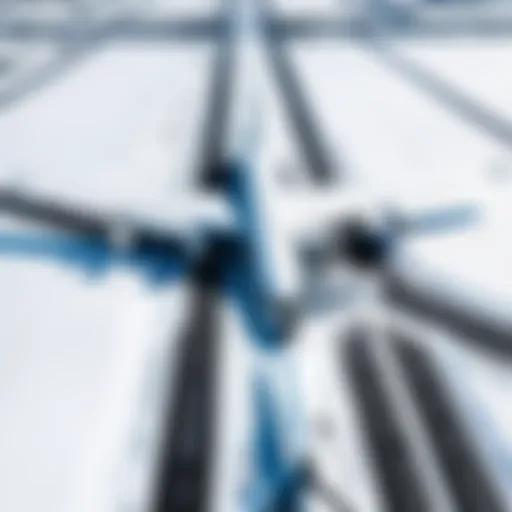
[133,0,222,19]
[0,40,214,512]
[0,41,215,209]
[1,16,512,512]
[398,38,512,123]
[288,40,510,198]
[268,0,363,18]
[288,37,512,505]
[0,254,190,512]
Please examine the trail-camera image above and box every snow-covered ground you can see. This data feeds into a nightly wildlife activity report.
[131,0,222,20]
[404,0,512,25]
[0,244,192,512]
[397,38,512,122]
[0,41,215,209]
[0,0,223,26]
[0,0,78,23]
[0,40,217,512]
[376,38,512,322]
[287,40,511,196]
[268,0,363,18]
[287,37,512,507]
[0,41,60,97]
[1,10,512,511]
